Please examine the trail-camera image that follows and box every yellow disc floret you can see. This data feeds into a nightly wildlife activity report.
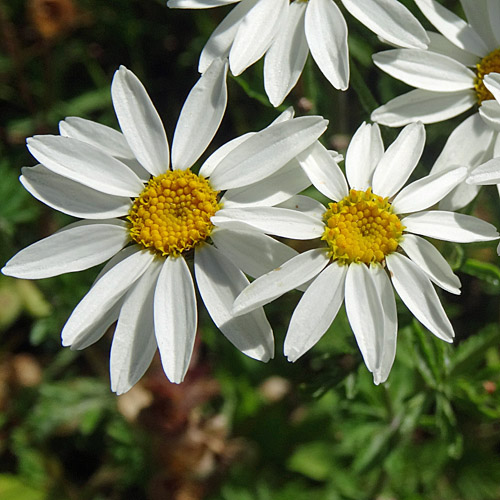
[128,169,220,256]
[322,188,404,265]
[475,48,500,104]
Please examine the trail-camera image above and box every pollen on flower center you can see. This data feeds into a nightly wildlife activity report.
[475,48,500,104]
[322,188,404,265]
[128,169,220,256]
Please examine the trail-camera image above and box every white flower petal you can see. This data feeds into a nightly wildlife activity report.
[212,206,324,239]
[400,233,461,294]
[264,1,309,107]
[372,122,425,198]
[386,252,454,342]
[111,66,169,176]
[199,133,253,177]
[110,262,161,395]
[59,117,134,160]
[20,164,131,219]
[467,157,500,184]
[478,100,500,132]
[2,220,129,279]
[392,166,468,213]
[370,265,397,385]
[232,248,330,316]
[341,0,428,49]
[284,262,347,362]
[221,158,310,208]
[484,73,500,103]
[26,135,144,197]
[229,0,288,76]
[460,0,499,51]
[61,248,154,347]
[276,194,326,219]
[372,49,475,92]
[438,181,481,211]
[211,227,298,278]
[172,59,228,171]
[198,0,257,72]
[488,0,500,46]
[154,256,197,384]
[345,263,384,373]
[296,141,348,201]
[431,114,494,174]
[426,31,479,67]
[70,300,123,350]
[305,0,349,90]
[414,0,488,57]
[195,244,274,361]
[345,122,384,190]
[199,107,295,178]
[402,210,499,242]
[209,116,327,190]
[371,88,476,126]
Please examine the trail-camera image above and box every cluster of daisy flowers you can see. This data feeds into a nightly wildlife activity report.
[3,0,500,392]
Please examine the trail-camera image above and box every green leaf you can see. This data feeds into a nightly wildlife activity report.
[449,324,500,377]
[287,441,333,481]
[461,258,500,294]
[0,475,45,500]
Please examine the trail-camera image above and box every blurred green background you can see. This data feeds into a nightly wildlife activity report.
[1,1,499,499]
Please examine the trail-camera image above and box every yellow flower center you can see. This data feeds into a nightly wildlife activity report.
[128,169,220,256]
[322,188,404,265]
[475,48,500,104]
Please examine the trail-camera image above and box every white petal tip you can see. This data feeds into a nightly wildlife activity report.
[284,349,300,363]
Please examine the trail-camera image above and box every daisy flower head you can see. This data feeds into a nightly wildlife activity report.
[232,121,499,384]
[167,0,429,106]
[372,0,500,129]
[371,0,500,209]
[1,60,328,394]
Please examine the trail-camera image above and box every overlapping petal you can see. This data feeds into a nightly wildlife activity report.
[373,49,475,92]
[264,0,308,107]
[110,262,161,395]
[400,234,461,295]
[2,220,129,279]
[20,164,131,220]
[371,89,476,126]
[285,262,347,362]
[233,248,330,317]
[341,0,428,50]
[62,248,155,347]
[387,252,454,342]
[27,135,144,197]
[154,256,197,384]
[305,0,349,90]
[209,116,328,190]
[195,244,274,361]
[229,0,287,76]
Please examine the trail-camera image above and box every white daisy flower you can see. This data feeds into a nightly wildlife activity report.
[167,0,429,106]
[371,0,500,209]
[1,61,328,394]
[231,121,499,384]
